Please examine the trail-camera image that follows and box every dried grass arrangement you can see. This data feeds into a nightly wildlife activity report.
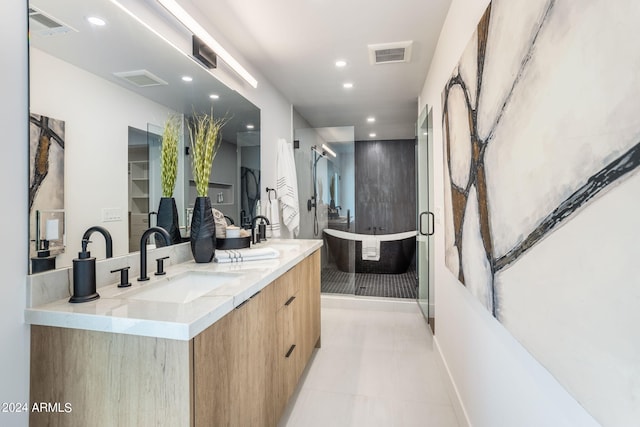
[160,114,180,197]
[189,111,228,197]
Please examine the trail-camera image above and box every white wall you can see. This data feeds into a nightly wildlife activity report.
[0,1,29,425]
[418,0,598,425]
[30,49,175,267]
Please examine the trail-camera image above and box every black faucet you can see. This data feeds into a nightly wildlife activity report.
[82,226,113,258]
[251,215,270,244]
[138,227,171,281]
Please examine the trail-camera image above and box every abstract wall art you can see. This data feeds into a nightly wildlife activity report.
[29,113,65,259]
[441,0,640,424]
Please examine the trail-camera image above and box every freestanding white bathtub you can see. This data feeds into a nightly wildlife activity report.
[322,229,417,274]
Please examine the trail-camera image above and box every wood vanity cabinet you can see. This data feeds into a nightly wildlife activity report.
[194,280,277,426]
[274,248,321,418]
[194,249,321,426]
[30,249,320,427]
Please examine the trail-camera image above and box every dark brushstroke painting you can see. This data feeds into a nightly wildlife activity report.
[441,0,640,315]
[29,114,65,211]
[29,113,65,259]
[441,1,640,423]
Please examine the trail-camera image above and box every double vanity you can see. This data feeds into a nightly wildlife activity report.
[26,239,322,426]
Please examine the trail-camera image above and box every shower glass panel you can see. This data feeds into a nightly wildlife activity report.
[417,106,434,329]
[293,123,418,299]
[293,126,356,295]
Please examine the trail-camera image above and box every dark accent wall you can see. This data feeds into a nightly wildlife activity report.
[355,139,416,234]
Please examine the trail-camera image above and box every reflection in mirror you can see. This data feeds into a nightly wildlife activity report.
[127,127,154,252]
[28,0,260,273]
[29,113,66,273]
[239,133,261,228]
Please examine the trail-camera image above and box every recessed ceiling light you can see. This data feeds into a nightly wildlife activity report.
[182,76,193,82]
[246,124,254,130]
[209,94,219,99]
[87,16,106,26]
[343,82,353,89]
[335,60,347,67]
[369,133,377,138]
[367,117,375,123]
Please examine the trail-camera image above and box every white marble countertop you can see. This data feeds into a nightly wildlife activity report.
[25,239,322,341]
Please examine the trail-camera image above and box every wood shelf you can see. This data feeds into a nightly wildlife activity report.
[188,180,234,205]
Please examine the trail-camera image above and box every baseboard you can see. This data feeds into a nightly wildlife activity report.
[434,335,472,427]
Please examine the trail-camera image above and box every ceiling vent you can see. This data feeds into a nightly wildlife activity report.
[368,41,413,65]
[28,7,76,37]
[114,70,168,87]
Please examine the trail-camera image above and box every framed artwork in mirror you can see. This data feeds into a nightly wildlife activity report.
[29,113,65,272]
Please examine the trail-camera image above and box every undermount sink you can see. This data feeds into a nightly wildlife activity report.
[128,271,239,304]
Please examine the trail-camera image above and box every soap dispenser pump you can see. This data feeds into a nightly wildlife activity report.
[69,239,100,303]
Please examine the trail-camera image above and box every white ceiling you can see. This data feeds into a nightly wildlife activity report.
[29,0,451,143]
[189,0,452,141]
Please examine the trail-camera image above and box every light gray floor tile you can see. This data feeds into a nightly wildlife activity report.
[279,295,460,427]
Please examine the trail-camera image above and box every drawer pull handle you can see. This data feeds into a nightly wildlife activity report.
[285,344,296,358]
[250,290,261,299]
[285,296,296,306]
[235,299,249,309]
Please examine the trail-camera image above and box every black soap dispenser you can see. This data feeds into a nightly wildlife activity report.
[69,239,100,303]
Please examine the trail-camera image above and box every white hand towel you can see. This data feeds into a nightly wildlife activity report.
[214,247,280,263]
[262,200,281,238]
[276,138,300,237]
[361,238,380,261]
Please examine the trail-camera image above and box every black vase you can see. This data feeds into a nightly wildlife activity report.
[190,196,216,263]
[156,197,182,246]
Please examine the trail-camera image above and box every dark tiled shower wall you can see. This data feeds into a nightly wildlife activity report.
[354,139,416,234]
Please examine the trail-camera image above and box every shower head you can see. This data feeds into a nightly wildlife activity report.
[311,145,325,156]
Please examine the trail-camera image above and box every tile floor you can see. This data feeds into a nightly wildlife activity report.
[278,295,461,427]
[321,266,418,299]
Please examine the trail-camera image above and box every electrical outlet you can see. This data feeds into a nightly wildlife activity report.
[102,208,122,222]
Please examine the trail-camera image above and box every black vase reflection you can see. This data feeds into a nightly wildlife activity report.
[156,197,182,246]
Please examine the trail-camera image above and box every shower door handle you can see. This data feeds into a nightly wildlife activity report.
[419,211,435,236]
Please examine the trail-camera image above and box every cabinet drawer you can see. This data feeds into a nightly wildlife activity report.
[276,265,301,307]
[278,295,297,357]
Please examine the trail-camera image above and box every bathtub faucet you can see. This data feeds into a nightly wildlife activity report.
[367,226,386,235]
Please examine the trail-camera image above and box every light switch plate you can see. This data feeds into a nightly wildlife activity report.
[102,207,122,222]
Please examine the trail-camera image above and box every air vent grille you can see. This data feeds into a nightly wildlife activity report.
[29,7,76,37]
[375,48,406,63]
[114,70,168,87]
[368,41,413,65]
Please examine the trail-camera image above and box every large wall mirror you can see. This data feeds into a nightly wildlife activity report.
[28,0,260,273]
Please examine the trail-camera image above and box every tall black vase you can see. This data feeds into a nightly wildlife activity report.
[156,197,182,246]
[190,196,216,263]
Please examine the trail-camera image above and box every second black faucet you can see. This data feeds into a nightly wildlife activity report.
[138,227,171,281]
